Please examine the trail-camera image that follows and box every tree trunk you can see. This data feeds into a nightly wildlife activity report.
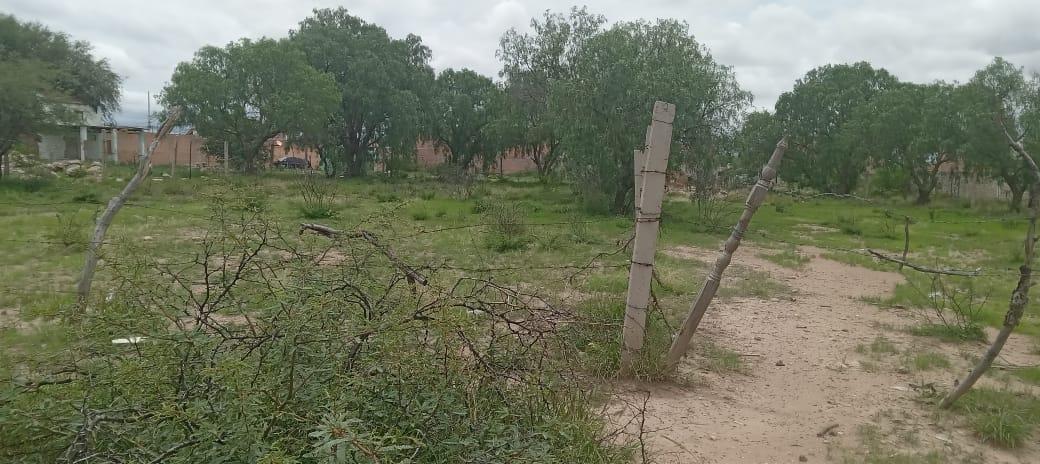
[77,108,182,307]
[914,187,932,205]
[1009,184,1025,212]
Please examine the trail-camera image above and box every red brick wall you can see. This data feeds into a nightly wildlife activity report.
[412,140,538,174]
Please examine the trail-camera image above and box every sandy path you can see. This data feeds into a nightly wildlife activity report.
[609,245,1037,463]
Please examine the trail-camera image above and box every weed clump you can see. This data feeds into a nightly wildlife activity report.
[296,176,339,219]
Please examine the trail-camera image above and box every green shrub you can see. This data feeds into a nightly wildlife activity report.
[0,174,53,193]
[71,191,102,204]
[296,176,338,219]
[45,212,90,250]
[482,203,530,252]
[835,214,862,235]
[410,209,430,221]
[375,191,401,203]
[567,221,596,244]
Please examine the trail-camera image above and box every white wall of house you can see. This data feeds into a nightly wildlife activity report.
[37,128,104,160]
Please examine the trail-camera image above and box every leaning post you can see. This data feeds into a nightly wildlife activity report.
[620,101,676,376]
[665,137,788,370]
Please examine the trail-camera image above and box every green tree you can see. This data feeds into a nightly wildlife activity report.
[852,82,965,204]
[774,62,898,194]
[161,38,338,173]
[496,7,606,180]
[429,68,501,169]
[0,14,120,178]
[735,110,783,179]
[552,19,750,213]
[962,57,1040,211]
[291,8,433,177]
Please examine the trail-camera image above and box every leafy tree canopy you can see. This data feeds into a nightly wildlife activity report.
[429,68,501,169]
[775,62,898,194]
[961,57,1040,210]
[495,7,606,179]
[552,18,750,213]
[0,14,121,176]
[850,82,966,203]
[160,38,339,172]
[291,8,433,177]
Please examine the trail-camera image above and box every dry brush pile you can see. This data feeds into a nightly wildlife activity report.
[0,190,632,463]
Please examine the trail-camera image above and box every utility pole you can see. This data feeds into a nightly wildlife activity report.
[146,91,152,132]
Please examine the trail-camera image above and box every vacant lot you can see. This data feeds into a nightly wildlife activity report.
[2,168,1039,463]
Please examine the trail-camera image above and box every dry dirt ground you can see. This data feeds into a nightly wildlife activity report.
[609,244,1040,464]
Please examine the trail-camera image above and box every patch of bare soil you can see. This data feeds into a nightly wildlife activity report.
[610,245,1040,463]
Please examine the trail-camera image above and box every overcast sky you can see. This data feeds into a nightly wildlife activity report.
[4,0,1039,126]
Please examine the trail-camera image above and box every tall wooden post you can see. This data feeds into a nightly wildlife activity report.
[223,140,229,175]
[620,101,675,375]
[665,137,787,369]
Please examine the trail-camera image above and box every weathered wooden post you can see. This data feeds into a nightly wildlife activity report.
[620,101,675,376]
[224,140,230,175]
[665,137,787,370]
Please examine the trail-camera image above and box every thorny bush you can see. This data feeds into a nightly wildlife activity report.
[0,190,631,463]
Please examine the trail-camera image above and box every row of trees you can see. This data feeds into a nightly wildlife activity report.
[741,59,1040,208]
[161,7,750,213]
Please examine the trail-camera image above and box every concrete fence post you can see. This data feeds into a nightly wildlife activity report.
[620,101,675,376]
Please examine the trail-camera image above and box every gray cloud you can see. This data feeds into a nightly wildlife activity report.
[4,0,1038,123]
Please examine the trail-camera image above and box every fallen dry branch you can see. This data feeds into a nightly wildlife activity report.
[817,423,840,437]
[867,249,982,276]
[300,223,428,286]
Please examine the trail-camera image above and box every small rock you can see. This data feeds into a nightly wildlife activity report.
[776,360,786,366]
[142,236,154,241]
[799,455,808,462]
[708,434,717,441]
[754,336,763,341]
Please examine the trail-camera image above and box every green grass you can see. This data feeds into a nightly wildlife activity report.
[909,323,988,343]
[856,336,899,357]
[691,339,746,374]
[837,423,950,464]
[717,268,793,299]
[1010,366,1040,385]
[759,248,810,268]
[951,388,1040,448]
[4,167,1040,458]
[905,350,951,371]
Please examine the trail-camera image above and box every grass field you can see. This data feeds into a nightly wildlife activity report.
[1,167,1039,460]
[2,168,1038,372]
